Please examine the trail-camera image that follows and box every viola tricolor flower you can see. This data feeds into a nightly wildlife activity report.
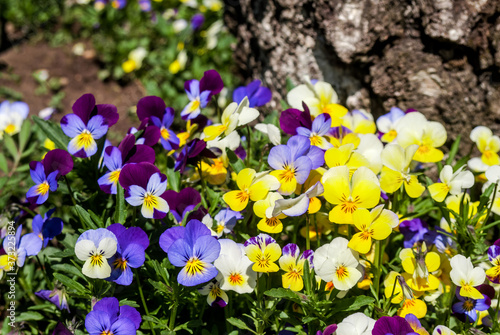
[244,234,281,273]
[376,107,406,143]
[198,274,229,307]
[372,316,418,335]
[400,243,440,292]
[203,209,242,237]
[399,218,429,248]
[450,254,486,300]
[174,139,217,173]
[404,314,429,335]
[85,297,141,335]
[214,239,256,293]
[279,103,313,136]
[428,165,474,202]
[279,243,313,291]
[335,312,375,335]
[0,225,42,271]
[106,223,149,286]
[468,126,500,172]
[151,107,180,151]
[75,228,118,279]
[296,113,333,150]
[232,80,272,108]
[35,286,70,312]
[26,149,73,205]
[24,209,63,250]
[452,287,490,323]
[181,69,223,120]
[164,187,204,224]
[486,239,500,283]
[160,219,221,286]
[268,135,324,195]
[60,93,118,158]
[0,100,29,138]
[119,162,170,219]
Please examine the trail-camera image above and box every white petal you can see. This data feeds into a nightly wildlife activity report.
[237,107,259,126]
[97,237,117,258]
[75,240,96,261]
[82,258,112,279]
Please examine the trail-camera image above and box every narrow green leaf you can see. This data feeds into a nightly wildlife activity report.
[3,133,18,159]
[73,205,98,230]
[53,273,88,294]
[166,168,181,192]
[331,295,375,312]
[264,287,300,303]
[226,317,253,332]
[18,120,31,152]
[226,148,245,174]
[51,263,86,280]
[49,249,75,258]
[88,209,104,228]
[32,115,68,150]
[446,135,461,166]
[0,153,7,173]
[114,184,127,224]
[16,311,44,322]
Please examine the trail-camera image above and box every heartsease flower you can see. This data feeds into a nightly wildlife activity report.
[85,297,141,335]
[75,228,117,279]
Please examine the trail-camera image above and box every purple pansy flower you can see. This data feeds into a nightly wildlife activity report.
[279,103,313,136]
[106,223,149,286]
[164,188,206,224]
[160,219,221,286]
[119,162,170,219]
[150,107,180,151]
[1,225,43,268]
[268,135,324,195]
[35,286,70,312]
[60,94,118,158]
[487,239,500,283]
[174,139,216,173]
[315,324,337,335]
[26,149,73,205]
[98,134,156,194]
[296,113,333,150]
[452,286,492,323]
[191,13,205,30]
[372,316,418,335]
[181,70,223,120]
[24,209,63,251]
[233,80,272,108]
[85,297,141,335]
[139,0,151,11]
[399,218,429,248]
[424,228,456,256]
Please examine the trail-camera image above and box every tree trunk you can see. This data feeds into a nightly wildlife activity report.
[223,0,500,148]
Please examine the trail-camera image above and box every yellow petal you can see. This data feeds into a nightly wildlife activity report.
[237,168,256,190]
[380,169,404,194]
[428,183,450,202]
[424,252,441,273]
[348,232,372,254]
[413,146,444,163]
[404,175,426,198]
[223,190,249,212]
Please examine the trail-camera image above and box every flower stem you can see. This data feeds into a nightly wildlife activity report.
[135,269,156,335]
[374,240,383,305]
[63,176,77,206]
[305,214,311,250]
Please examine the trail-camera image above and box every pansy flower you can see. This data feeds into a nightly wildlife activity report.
[181,69,223,120]
[98,134,155,194]
[202,209,242,237]
[377,107,406,143]
[313,237,362,291]
[383,272,427,319]
[254,192,286,234]
[0,100,29,138]
[321,166,380,224]
[400,218,429,249]
[452,286,491,323]
[468,126,500,172]
[85,297,141,335]
[428,165,474,202]
[405,314,429,335]
[24,209,63,250]
[335,312,375,335]
[119,162,170,219]
[106,223,149,286]
[324,143,369,174]
[279,243,313,291]
[400,243,440,292]
[244,234,281,273]
[198,274,229,307]
[295,113,333,150]
[26,149,73,205]
[486,239,500,283]
[372,316,418,335]
[175,139,217,173]
[214,239,256,293]
[75,228,117,279]
[164,188,206,224]
[35,286,70,312]
[450,254,486,300]
[268,135,324,195]
[432,326,456,335]
[279,103,312,136]
[233,80,272,107]
[223,168,280,212]
[342,109,376,134]
[0,225,42,271]
[160,219,221,286]
[61,94,119,158]
[328,125,360,148]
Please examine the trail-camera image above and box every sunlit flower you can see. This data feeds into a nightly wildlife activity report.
[85,297,141,335]
[432,325,456,335]
[468,126,500,172]
[0,225,42,271]
[486,239,500,283]
[376,107,406,143]
[181,70,223,120]
[400,243,440,292]
[214,239,256,293]
[0,100,29,138]
[198,274,229,307]
[233,80,272,107]
[296,113,333,150]
[272,181,324,218]
[279,243,313,291]
[244,234,281,273]
[405,314,429,335]
[335,312,375,335]
[254,192,286,234]
[452,287,490,323]
[342,109,376,134]
[75,228,117,279]
[450,254,486,300]
[428,165,474,202]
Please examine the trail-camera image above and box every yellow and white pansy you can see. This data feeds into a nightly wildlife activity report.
[468,126,500,172]
[75,228,118,279]
[254,192,287,234]
[214,239,256,293]
[428,165,474,202]
[450,254,486,300]
[400,243,441,292]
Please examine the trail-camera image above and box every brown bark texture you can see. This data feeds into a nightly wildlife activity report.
[224,0,500,148]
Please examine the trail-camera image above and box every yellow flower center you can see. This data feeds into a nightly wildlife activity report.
[143,193,158,210]
[229,272,244,285]
[36,181,50,196]
[336,265,349,280]
[185,257,205,276]
[417,145,431,155]
[310,135,322,147]
[278,166,296,183]
[161,128,171,140]
[76,129,94,149]
[340,195,360,214]
[4,124,16,135]
[463,299,475,311]
[90,253,104,267]
[113,257,128,271]
[190,99,201,112]
[209,285,222,299]
[109,170,121,183]
[265,217,279,227]
[257,253,272,269]
[100,331,113,335]
[235,191,249,204]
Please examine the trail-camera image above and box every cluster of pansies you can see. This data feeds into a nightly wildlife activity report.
[3,70,500,334]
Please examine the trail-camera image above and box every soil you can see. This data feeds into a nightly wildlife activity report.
[0,40,146,137]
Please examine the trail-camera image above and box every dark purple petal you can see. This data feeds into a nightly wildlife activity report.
[118,135,136,160]
[119,162,160,191]
[118,227,149,251]
[372,316,415,335]
[107,223,127,240]
[279,108,312,135]
[72,93,96,124]
[42,217,63,240]
[141,126,161,146]
[43,149,74,177]
[191,13,205,30]
[96,104,119,127]
[53,322,72,335]
[137,96,166,122]
[253,86,272,107]
[119,305,142,330]
[199,70,223,97]
[164,188,201,222]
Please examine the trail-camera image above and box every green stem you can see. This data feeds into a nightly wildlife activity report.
[64,176,77,206]
[305,214,311,250]
[36,255,52,289]
[169,283,179,331]
[197,163,208,209]
[136,269,156,335]
[246,125,252,167]
[374,240,383,306]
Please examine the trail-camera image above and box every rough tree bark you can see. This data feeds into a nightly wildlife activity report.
[223,0,500,148]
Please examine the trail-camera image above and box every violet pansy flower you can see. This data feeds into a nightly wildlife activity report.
[60,94,118,158]
[98,134,156,194]
[0,225,43,270]
[399,218,429,248]
[174,138,216,173]
[372,316,418,335]
[106,223,149,286]
[85,297,141,335]
[160,219,221,287]
[233,80,272,108]
[150,107,180,151]
[35,286,70,312]
[181,70,223,120]
[296,113,333,150]
[452,286,491,323]
[279,102,313,136]
[26,149,73,205]
[24,209,63,250]
[119,162,170,219]
[164,187,205,224]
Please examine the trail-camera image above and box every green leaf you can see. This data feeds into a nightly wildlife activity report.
[49,248,75,258]
[51,263,86,280]
[16,311,44,322]
[148,279,173,295]
[0,153,7,173]
[166,168,180,192]
[53,273,88,295]
[73,205,98,230]
[226,148,245,174]
[301,316,317,324]
[88,209,104,228]
[264,287,300,303]
[3,133,18,159]
[114,185,127,224]
[18,120,31,152]
[446,135,461,166]
[32,115,68,150]
[331,295,375,313]
[226,317,253,332]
